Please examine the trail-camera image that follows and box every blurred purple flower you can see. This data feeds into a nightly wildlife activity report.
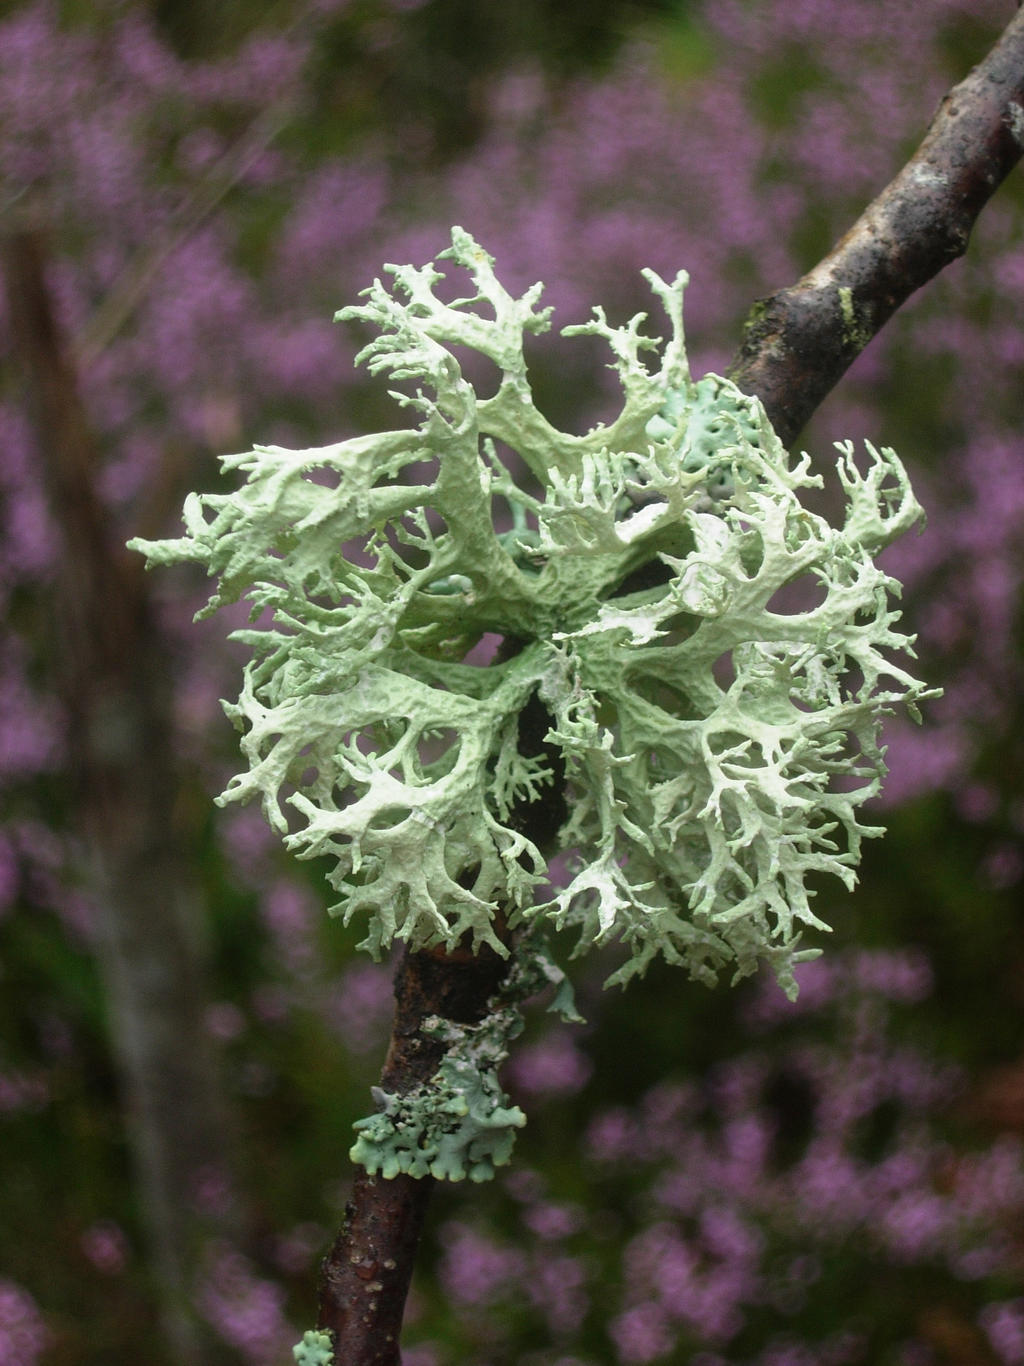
[0,1070,48,1115]
[80,1220,129,1275]
[981,1300,1024,1366]
[270,1222,327,1276]
[327,960,394,1054]
[218,808,277,887]
[261,878,318,977]
[205,1002,248,1042]
[522,1201,585,1242]
[609,1301,675,1364]
[196,1241,294,1365]
[507,1029,593,1098]
[0,1280,48,1366]
[438,1223,529,1307]
[880,1189,953,1262]
[527,1253,589,1335]
[982,843,1024,890]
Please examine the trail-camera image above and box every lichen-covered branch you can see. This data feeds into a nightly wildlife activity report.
[133,225,938,1366]
[315,942,507,1364]
[727,6,1024,445]
[270,16,1024,1363]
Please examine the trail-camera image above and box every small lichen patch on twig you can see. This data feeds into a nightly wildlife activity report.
[838,286,873,352]
[292,1328,334,1364]
[1005,100,1024,147]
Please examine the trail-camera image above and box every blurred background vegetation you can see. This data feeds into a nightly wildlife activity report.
[2,1,1024,1363]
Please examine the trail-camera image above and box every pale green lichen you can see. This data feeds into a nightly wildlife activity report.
[838,285,872,352]
[130,227,935,1002]
[292,1328,333,1365]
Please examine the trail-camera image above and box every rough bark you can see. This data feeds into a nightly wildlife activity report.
[727,6,1024,445]
[2,224,240,1364]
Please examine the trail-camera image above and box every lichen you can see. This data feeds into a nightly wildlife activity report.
[1006,100,1024,149]
[130,227,935,1002]
[350,935,577,1181]
[350,1011,527,1183]
[292,1328,334,1365]
[838,285,872,352]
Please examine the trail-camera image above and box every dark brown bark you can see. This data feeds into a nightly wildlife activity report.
[316,942,511,1363]
[727,6,1024,445]
[2,223,239,1364]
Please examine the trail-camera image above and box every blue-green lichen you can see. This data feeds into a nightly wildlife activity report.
[350,936,578,1181]
[292,1328,334,1365]
[350,1010,527,1182]
[129,227,935,1002]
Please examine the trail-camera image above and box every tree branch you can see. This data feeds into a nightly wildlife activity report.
[316,942,511,1363]
[727,6,1024,445]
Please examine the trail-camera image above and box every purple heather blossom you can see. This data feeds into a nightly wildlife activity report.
[585,1106,642,1164]
[522,1201,586,1243]
[527,1254,589,1336]
[0,1280,48,1366]
[755,1341,820,1366]
[189,1166,238,1220]
[609,1301,676,1364]
[981,843,1024,890]
[955,782,1001,824]
[80,1220,129,1275]
[196,1242,294,1365]
[955,1137,1024,1221]
[326,960,394,1055]
[0,1069,48,1114]
[205,1002,248,1042]
[981,1300,1024,1366]
[218,807,278,887]
[261,879,319,978]
[880,1189,954,1262]
[0,655,61,784]
[401,1348,441,1366]
[507,1029,594,1098]
[270,1222,328,1276]
[849,949,934,1004]
[438,1223,529,1307]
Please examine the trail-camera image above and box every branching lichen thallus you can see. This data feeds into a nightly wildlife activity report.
[129,227,936,1188]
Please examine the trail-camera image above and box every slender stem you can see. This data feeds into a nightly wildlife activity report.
[318,1170,434,1366]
